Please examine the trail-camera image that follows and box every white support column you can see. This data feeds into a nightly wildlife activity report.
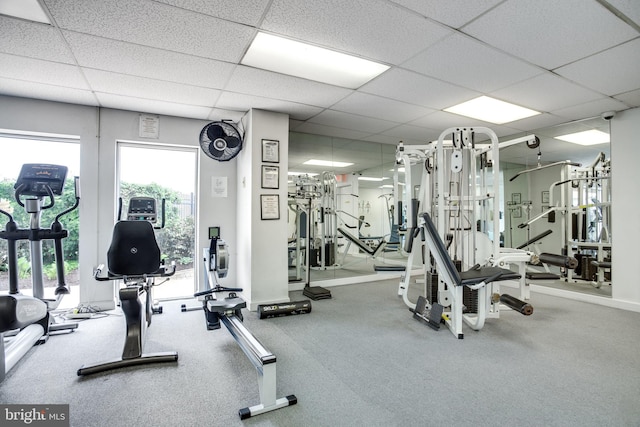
[236,109,290,310]
[611,107,640,308]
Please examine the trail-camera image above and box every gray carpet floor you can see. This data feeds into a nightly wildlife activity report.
[2,278,639,426]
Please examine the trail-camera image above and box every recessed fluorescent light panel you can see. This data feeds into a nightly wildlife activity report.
[0,0,51,24]
[444,96,540,124]
[303,159,354,168]
[241,32,390,89]
[554,129,609,146]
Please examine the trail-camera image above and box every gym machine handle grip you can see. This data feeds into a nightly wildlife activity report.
[194,286,243,297]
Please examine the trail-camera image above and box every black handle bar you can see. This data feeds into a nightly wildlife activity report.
[194,286,243,297]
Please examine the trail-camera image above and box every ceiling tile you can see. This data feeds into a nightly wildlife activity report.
[63,32,236,89]
[261,0,452,64]
[84,69,220,106]
[502,113,572,133]
[331,92,432,122]
[224,66,353,108]
[96,93,213,119]
[293,122,370,140]
[551,98,629,121]
[555,38,640,96]
[0,53,89,89]
[216,92,323,120]
[491,73,604,112]
[605,0,640,26]
[361,68,478,109]
[0,77,97,106]
[309,110,399,134]
[462,0,638,69]
[153,0,271,26]
[390,0,503,28]
[207,108,246,122]
[0,16,75,64]
[44,0,255,62]
[402,33,545,92]
[614,89,640,107]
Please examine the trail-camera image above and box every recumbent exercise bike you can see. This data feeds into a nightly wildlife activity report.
[0,164,79,382]
[77,196,178,376]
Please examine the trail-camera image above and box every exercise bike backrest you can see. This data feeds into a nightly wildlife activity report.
[99,196,173,279]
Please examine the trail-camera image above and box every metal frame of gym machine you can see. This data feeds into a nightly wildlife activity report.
[0,164,79,382]
[396,128,536,338]
[514,153,612,288]
[194,230,297,419]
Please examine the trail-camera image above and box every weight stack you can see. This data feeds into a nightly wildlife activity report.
[426,271,438,304]
[463,288,478,314]
[258,300,312,319]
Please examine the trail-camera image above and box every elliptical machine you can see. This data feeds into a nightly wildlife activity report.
[0,164,80,382]
[77,196,178,376]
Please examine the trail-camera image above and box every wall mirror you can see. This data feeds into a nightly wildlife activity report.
[288,116,612,299]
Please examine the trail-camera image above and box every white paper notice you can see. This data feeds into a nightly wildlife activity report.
[139,114,159,138]
[212,176,228,197]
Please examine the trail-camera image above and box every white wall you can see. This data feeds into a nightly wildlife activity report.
[0,96,238,309]
[0,96,101,306]
[611,107,640,307]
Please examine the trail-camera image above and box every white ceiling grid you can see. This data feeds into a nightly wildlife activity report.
[0,0,637,164]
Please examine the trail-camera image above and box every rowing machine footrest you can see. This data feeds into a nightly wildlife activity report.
[206,297,246,313]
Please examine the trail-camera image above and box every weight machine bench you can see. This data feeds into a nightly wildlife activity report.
[419,213,530,339]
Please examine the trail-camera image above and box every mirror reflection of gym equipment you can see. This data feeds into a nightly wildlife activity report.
[0,164,80,381]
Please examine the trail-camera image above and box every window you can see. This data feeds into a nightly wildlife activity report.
[117,142,198,299]
[0,134,81,295]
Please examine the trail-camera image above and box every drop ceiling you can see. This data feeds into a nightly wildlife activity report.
[0,0,638,167]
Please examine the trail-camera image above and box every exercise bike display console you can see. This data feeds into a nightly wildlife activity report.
[0,164,80,382]
[194,229,297,419]
[126,197,157,223]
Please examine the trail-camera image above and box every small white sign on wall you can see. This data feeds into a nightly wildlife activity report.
[139,114,160,138]
[212,176,227,197]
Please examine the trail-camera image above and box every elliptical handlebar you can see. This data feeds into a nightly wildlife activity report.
[14,182,56,209]
[55,176,80,223]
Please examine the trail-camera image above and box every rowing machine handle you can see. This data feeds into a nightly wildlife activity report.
[194,286,243,297]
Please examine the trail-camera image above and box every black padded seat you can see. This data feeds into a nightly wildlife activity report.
[420,212,520,287]
[107,221,161,276]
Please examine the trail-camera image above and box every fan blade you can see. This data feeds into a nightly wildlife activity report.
[225,136,241,149]
[208,142,226,158]
[206,124,225,141]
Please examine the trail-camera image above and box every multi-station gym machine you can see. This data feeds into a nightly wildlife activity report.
[395,128,539,338]
[0,164,79,381]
